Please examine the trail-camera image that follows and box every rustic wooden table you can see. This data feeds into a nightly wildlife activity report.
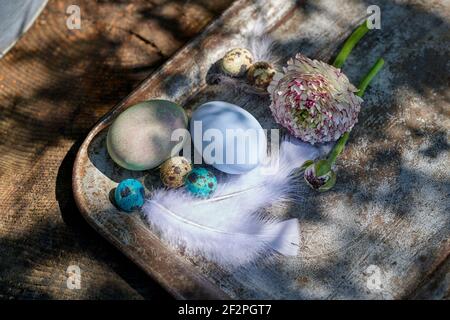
[0,0,448,300]
[0,0,232,299]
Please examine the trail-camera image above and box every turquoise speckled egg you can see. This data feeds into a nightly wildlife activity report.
[185,167,217,198]
[114,179,145,212]
[107,100,188,171]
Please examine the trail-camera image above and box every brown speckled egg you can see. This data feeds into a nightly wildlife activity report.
[160,156,192,188]
[221,48,253,77]
[247,61,276,89]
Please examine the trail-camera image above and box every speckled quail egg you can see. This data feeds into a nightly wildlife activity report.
[160,156,192,188]
[221,48,254,77]
[247,61,276,89]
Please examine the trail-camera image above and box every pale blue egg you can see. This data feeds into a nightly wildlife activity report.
[190,101,266,174]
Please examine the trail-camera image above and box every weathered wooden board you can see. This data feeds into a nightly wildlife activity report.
[73,0,450,299]
[0,0,234,299]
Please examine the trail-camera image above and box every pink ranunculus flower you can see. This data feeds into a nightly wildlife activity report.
[268,54,363,144]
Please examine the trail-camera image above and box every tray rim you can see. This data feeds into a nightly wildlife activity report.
[72,0,299,299]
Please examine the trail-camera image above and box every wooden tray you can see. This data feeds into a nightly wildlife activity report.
[73,0,450,299]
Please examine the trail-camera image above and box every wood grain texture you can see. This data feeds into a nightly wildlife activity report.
[74,0,300,300]
[74,0,450,299]
[0,0,233,299]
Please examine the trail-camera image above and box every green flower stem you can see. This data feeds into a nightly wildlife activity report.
[333,21,369,68]
[356,58,385,97]
[327,131,349,165]
[325,58,384,166]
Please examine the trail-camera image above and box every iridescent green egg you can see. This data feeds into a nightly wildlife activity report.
[107,100,188,171]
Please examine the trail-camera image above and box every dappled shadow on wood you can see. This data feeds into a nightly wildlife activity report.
[0,0,234,299]
[1,0,449,299]
[54,137,172,299]
[73,0,450,299]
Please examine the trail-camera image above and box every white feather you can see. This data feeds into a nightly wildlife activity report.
[142,138,329,266]
[246,19,278,63]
